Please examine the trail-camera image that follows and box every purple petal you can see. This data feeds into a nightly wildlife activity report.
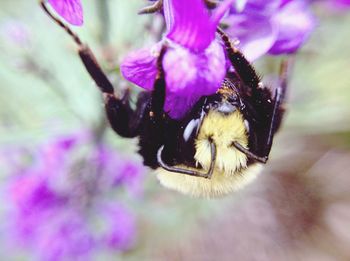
[36,211,95,261]
[48,0,83,26]
[9,176,66,212]
[163,41,226,119]
[334,0,350,6]
[225,0,282,60]
[120,45,160,90]
[99,204,136,251]
[8,175,68,246]
[39,134,82,179]
[94,145,145,197]
[212,0,237,25]
[116,161,146,197]
[224,14,278,61]
[225,0,315,58]
[268,0,316,54]
[0,20,31,48]
[325,0,350,10]
[164,0,215,51]
[233,0,248,12]
[280,0,294,6]
[230,0,282,16]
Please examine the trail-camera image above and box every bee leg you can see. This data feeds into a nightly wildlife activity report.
[232,141,268,163]
[137,45,168,167]
[235,59,293,163]
[243,87,285,163]
[40,0,140,138]
[263,58,293,157]
[218,27,295,162]
[157,143,216,179]
[217,27,262,94]
[150,45,168,118]
[205,0,219,9]
[218,27,269,163]
[138,0,163,15]
[138,0,217,15]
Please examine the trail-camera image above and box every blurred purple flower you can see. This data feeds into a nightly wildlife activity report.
[98,204,137,251]
[121,0,235,119]
[335,0,350,5]
[9,176,67,243]
[224,0,316,60]
[326,0,350,8]
[36,211,94,261]
[269,0,316,54]
[0,21,31,48]
[48,0,84,26]
[117,161,146,197]
[94,145,146,197]
[5,132,144,260]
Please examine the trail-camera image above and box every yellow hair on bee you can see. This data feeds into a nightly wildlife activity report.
[156,110,263,197]
[195,110,248,174]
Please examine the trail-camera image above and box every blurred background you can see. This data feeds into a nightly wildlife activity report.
[0,0,350,260]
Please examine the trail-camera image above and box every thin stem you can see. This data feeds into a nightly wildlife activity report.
[96,0,111,44]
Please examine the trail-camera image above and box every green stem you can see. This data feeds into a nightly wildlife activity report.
[96,0,111,44]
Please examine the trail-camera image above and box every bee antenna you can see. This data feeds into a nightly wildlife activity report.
[39,0,83,46]
[156,44,168,78]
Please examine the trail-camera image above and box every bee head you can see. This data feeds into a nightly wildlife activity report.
[182,91,245,143]
[204,86,243,114]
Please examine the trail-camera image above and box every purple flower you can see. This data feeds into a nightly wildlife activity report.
[325,0,350,9]
[7,176,95,261]
[93,145,146,197]
[9,176,68,243]
[5,132,144,260]
[335,0,350,6]
[98,204,137,251]
[0,20,31,48]
[224,0,316,60]
[269,0,316,54]
[121,0,235,119]
[35,210,95,261]
[48,0,83,26]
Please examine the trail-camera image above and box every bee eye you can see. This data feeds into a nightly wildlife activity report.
[217,102,236,114]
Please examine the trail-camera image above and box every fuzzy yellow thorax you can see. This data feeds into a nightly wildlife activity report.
[156,110,262,197]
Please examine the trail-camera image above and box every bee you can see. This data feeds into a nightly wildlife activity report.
[41,2,290,198]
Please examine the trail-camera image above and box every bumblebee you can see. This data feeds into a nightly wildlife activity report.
[41,2,290,197]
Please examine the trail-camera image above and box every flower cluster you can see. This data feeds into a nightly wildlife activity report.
[5,132,145,260]
[120,0,316,119]
[47,0,317,119]
[323,0,350,9]
[224,0,316,60]
[121,0,234,119]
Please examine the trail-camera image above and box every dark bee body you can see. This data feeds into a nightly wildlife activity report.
[114,73,283,170]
